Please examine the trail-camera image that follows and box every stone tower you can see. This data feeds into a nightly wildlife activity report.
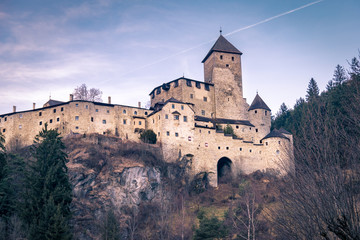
[202,34,248,119]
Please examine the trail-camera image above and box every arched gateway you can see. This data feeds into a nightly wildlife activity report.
[217,157,233,184]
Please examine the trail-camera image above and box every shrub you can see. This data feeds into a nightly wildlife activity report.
[224,124,234,135]
[140,130,157,144]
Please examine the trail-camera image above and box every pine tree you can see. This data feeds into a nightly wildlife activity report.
[23,124,72,240]
[349,56,360,79]
[306,78,320,101]
[332,64,347,86]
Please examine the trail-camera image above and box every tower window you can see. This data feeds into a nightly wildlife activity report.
[50,119,53,123]
[76,104,79,107]
[255,110,257,114]
[175,132,179,137]
[96,109,99,112]
[190,94,194,99]
[57,118,60,122]
[250,149,252,153]
[145,112,148,115]
[91,117,93,122]
[196,82,201,89]
[265,111,267,116]
[2,129,5,133]
[226,147,229,150]
[39,112,42,116]
[205,84,210,91]
[220,55,223,60]
[139,121,142,125]
[39,121,42,126]
[75,116,79,121]
[102,120,106,124]
[218,146,221,150]
[134,111,137,115]
[166,131,170,136]
[183,116,187,122]
[186,80,192,87]
[61,107,64,111]
[203,97,207,102]
[107,110,110,113]
[123,109,126,114]
[256,129,258,132]
[226,64,229,67]
[123,119,127,124]
[232,56,234,61]
[172,104,175,109]
[240,148,242,151]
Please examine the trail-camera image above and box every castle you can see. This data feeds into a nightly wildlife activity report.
[0,34,293,186]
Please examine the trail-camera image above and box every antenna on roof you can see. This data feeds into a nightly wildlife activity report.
[220,27,222,35]
[256,90,258,95]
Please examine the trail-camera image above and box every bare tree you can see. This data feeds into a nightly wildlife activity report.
[73,83,103,102]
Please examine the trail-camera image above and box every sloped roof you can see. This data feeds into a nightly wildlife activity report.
[279,127,291,135]
[262,129,289,141]
[202,35,242,63]
[194,116,254,127]
[43,99,64,107]
[248,94,271,111]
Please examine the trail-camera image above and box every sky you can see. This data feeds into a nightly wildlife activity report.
[0,0,359,115]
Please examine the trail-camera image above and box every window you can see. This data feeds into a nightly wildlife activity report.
[102,120,106,124]
[151,93,155,99]
[86,105,88,109]
[19,114,23,118]
[2,129,5,133]
[53,109,56,113]
[266,142,268,146]
[205,84,210,91]
[139,121,142,125]
[57,118,60,122]
[145,112,148,115]
[76,103,79,107]
[174,80,179,87]
[276,150,280,155]
[75,126,79,129]
[166,131,170,136]
[255,110,257,114]
[218,146,221,149]
[183,116,187,122]
[203,97,207,102]
[201,110,205,116]
[107,110,110,113]
[250,149,252,153]
[196,82,201,89]
[208,131,211,134]
[50,119,53,123]
[165,114,168,119]
[175,132,179,137]
[232,56,234,61]
[226,147,229,150]
[96,109,99,112]
[220,55,223,60]
[39,112,42,116]
[4,117,6,121]
[186,80,192,87]
[256,129,258,132]
[134,111,137,115]
[156,88,161,95]
[123,119,127,124]
[19,125,22,129]
[123,109,126,114]
[91,117,93,122]
[171,104,175,109]
[174,115,179,120]
[265,111,267,116]
[158,132,160,136]
[190,94,194,99]
[226,64,229,67]
[181,105,184,110]
[236,125,239,129]
[75,116,79,121]
[61,107,64,111]
[278,141,281,144]
[240,148,242,151]
[39,121,42,125]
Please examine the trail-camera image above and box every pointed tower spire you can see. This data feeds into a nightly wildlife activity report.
[220,27,222,35]
[248,93,271,111]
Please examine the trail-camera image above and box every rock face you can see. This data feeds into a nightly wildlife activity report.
[65,134,163,240]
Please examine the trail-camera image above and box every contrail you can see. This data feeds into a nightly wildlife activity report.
[102,0,324,83]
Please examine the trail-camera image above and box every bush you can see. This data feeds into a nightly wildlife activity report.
[224,124,234,135]
[140,130,157,144]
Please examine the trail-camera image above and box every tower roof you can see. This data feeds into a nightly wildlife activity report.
[202,35,242,63]
[261,129,289,141]
[248,94,271,111]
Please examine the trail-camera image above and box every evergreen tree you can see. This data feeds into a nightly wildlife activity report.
[332,64,347,86]
[349,56,360,78]
[23,124,72,240]
[0,132,12,228]
[194,214,227,240]
[305,78,320,101]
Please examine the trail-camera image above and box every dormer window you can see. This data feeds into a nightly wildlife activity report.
[196,82,201,89]
[186,80,192,87]
[174,80,179,87]
[156,88,161,95]
[205,84,210,91]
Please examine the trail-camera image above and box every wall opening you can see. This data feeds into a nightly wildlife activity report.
[217,157,232,184]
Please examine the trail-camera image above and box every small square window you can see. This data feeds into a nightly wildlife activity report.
[172,104,175,109]
[2,129,5,133]
[139,121,142,125]
[165,114,168,119]
[103,120,106,124]
[226,147,229,150]
[190,94,194,99]
[19,114,23,118]
[205,84,210,91]
[57,118,60,122]
[181,105,184,110]
[183,116,187,122]
[166,131,170,136]
[174,115,179,120]
[39,121,42,125]
[203,97,207,102]
[75,116,79,121]
[96,109,99,112]
[123,119,127,124]
[39,112,42,116]
[208,131,210,134]
[201,110,205,116]
[53,109,56,113]
[50,119,53,123]
[226,64,229,67]
[91,117,93,122]
[278,141,281,144]
[123,110,126,114]
[134,111,137,115]
[175,132,179,137]
[61,107,64,111]
[107,110,110,113]
[196,82,201,89]
[145,112,148,115]
[76,104,79,107]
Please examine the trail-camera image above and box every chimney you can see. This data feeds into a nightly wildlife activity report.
[33,103,36,110]
[13,106,16,113]
[70,94,73,101]
[138,102,141,108]
[108,96,111,104]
